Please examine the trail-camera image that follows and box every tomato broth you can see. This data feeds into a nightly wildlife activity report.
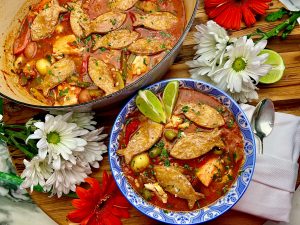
[119,88,245,211]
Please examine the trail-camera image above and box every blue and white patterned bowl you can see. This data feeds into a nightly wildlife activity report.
[109,78,256,224]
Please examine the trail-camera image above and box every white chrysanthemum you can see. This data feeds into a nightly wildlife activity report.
[44,160,91,197]
[51,110,97,130]
[20,156,53,191]
[75,128,108,168]
[230,89,259,103]
[211,36,272,94]
[27,114,88,170]
[187,20,230,77]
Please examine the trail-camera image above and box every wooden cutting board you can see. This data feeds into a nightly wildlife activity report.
[6,1,300,225]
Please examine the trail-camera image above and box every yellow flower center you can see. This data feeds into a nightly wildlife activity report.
[232,57,247,72]
[47,131,60,144]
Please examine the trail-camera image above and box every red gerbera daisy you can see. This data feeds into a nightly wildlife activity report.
[204,0,271,30]
[67,172,130,225]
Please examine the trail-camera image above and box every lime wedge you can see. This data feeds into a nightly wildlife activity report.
[259,49,285,84]
[136,90,166,124]
[162,81,179,120]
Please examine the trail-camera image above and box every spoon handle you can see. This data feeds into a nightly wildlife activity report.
[258,136,264,154]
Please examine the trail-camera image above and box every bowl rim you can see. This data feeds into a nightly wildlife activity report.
[109,78,256,224]
[0,0,200,110]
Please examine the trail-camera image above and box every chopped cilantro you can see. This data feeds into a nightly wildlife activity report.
[59,88,69,97]
[143,58,148,66]
[227,118,235,128]
[181,105,190,113]
[160,31,171,38]
[216,106,225,114]
[227,174,233,181]
[184,164,191,170]
[164,159,170,167]
[160,148,168,157]
[155,140,165,149]
[233,152,237,161]
[110,18,117,25]
[238,170,245,175]
[177,130,183,138]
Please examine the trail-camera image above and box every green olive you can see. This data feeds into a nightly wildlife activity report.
[164,129,177,141]
[149,147,162,158]
[142,188,152,201]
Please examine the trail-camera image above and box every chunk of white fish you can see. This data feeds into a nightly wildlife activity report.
[93,29,139,50]
[181,103,225,128]
[36,58,76,95]
[133,12,178,30]
[117,120,163,164]
[128,38,172,55]
[154,166,204,209]
[69,1,91,37]
[84,11,126,35]
[109,0,138,10]
[170,129,225,160]
[88,56,118,95]
[31,0,67,41]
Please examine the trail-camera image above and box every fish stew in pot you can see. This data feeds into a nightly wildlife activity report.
[12,0,186,106]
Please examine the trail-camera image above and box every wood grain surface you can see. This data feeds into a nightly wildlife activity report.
[5,0,300,225]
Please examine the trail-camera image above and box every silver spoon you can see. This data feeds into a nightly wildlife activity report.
[250,99,275,154]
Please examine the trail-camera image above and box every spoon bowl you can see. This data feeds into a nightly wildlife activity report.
[251,99,275,154]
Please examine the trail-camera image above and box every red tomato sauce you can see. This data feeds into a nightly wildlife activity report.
[119,88,245,211]
[13,0,186,106]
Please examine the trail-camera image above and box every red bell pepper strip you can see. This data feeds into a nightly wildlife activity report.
[124,119,140,145]
[13,16,34,55]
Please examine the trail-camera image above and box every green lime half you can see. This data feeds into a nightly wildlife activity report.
[162,81,179,120]
[259,49,285,84]
[136,90,166,124]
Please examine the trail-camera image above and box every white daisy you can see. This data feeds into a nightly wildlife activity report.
[26,114,88,170]
[187,20,230,78]
[51,111,97,130]
[44,160,91,197]
[20,156,53,191]
[230,89,259,103]
[75,128,108,168]
[211,36,271,93]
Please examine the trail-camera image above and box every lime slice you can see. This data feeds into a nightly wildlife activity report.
[136,90,166,124]
[162,81,179,120]
[259,49,285,84]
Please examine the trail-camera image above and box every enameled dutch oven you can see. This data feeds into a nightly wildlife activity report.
[0,0,199,110]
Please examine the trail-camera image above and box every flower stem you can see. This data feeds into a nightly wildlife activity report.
[3,125,27,129]
[0,172,78,198]
[256,11,300,41]
[0,171,43,192]
[9,135,34,159]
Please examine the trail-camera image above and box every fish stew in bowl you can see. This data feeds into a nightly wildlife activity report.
[115,81,246,212]
[11,0,186,106]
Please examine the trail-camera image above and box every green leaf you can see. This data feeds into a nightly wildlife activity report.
[265,8,289,22]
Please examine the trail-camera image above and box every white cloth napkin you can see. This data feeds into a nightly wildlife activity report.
[233,104,300,222]
[280,0,300,23]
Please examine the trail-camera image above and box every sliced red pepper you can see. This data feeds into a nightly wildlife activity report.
[13,16,34,55]
[128,12,137,23]
[124,119,140,145]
